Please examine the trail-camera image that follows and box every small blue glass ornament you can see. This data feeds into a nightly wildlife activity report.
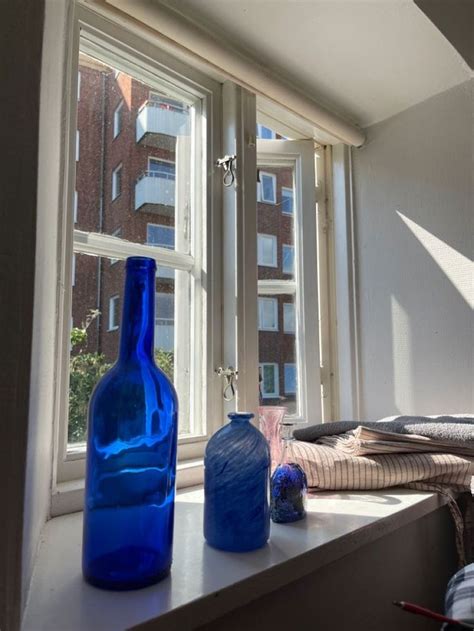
[270,422,307,524]
[82,257,178,590]
[204,412,270,552]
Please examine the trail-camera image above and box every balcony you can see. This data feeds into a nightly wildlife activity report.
[136,101,189,146]
[135,171,175,216]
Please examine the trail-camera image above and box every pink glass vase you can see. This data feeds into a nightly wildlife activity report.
[258,406,286,473]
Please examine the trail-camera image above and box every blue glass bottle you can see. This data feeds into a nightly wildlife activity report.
[204,412,270,552]
[270,423,307,524]
[82,256,178,590]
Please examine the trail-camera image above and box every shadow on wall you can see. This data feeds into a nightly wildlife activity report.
[352,80,473,420]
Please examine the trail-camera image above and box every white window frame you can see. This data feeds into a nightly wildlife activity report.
[259,363,279,398]
[108,295,120,331]
[257,139,322,424]
[282,244,295,275]
[76,130,80,161]
[52,6,223,508]
[283,302,295,333]
[257,233,277,268]
[258,171,277,204]
[113,100,123,138]
[77,71,81,101]
[111,163,122,200]
[73,190,78,223]
[258,296,278,331]
[284,363,297,394]
[281,186,294,215]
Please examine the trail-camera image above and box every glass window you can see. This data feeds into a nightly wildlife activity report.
[155,292,174,353]
[148,158,176,180]
[112,164,122,200]
[108,295,120,331]
[281,187,293,214]
[256,124,276,139]
[259,363,279,398]
[74,191,78,223]
[284,363,297,394]
[258,297,278,331]
[283,302,295,333]
[257,233,277,267]
[282,244,294,275]
[113,101,123,138]
[259,172,276,204]
[76,130,80,162]
[65,43,207,456]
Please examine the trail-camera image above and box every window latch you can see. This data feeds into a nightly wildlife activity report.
[215,366,238,401]
[216,154,236,188]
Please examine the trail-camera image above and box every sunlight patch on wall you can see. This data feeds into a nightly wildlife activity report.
[391,295,413,414]
[397,211,473,307]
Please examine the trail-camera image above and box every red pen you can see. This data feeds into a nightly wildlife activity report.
[393,601,474,629]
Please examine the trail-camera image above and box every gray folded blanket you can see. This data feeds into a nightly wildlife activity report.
[293,415,474,446]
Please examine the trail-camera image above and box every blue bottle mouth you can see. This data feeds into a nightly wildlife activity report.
[126,256,156,272]
[228,412,254,422]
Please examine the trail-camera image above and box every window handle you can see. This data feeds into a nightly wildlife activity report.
[216,366,238,401]
[216,155,237,187]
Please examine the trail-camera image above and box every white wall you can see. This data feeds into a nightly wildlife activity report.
[351,79,473,420]
[22,0,70,612]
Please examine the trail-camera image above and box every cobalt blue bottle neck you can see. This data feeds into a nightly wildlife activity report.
[118,257,156,363]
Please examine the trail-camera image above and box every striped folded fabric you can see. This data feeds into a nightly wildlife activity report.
[291,441,474,565]
[442,563,474,629]
[291,441,474,491]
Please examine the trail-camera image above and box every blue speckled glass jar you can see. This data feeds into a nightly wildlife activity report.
[270,423,307,524]
[204,412,270,552]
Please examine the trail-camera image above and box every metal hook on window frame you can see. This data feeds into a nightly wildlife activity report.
[215,366,238,402]
[216,154,237,187]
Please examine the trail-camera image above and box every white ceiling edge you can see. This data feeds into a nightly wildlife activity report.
[159,0,472,129]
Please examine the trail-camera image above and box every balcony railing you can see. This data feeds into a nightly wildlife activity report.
[135,171,175,214]
[136,101,190,143]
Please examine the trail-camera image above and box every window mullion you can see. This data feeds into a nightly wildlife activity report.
[221,81,258,416]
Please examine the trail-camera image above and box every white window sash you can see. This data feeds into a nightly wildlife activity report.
[283,302,296,333]
[282,244,294,274]
[257,139,322,425]
[112,164,122,200]
[108,295,119,331]
[259,171,277,204]
[281,186,294,215]
[258,296,278,331]
[113,101,123,138]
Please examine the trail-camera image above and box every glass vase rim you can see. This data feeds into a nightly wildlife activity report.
[228,412,254,422]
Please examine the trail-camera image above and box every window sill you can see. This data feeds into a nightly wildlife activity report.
[25,488,447,631]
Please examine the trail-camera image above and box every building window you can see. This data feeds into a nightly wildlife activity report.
[155,292,174,353]
[257,233,277,267]
[108,295,120,331]
[148,158,176,180]
[112,164,122,200]
[258,297,278,331]
[76,130,80,162]
[281,187,294,214]
[149,92,187,113]
[147,223,175,248]
[284,363,297,394]
[258,171,277,204]
[283,302,295,333]
[282,244,294,275]
[77,71,81,101]
[257,124,276,139]
[113,101,123,138]
[260,363,279,398]
[110,228,122,265]
[71,254,76,287]
[74,191,78,223]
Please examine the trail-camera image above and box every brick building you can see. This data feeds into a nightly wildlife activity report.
[73,55,297,411]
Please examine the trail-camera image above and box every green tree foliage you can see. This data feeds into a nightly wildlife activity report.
[68,310,175,443]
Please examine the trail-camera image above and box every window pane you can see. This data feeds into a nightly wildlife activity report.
[68,254,192,445]
[257,234,277,267]
[257,162,299,416]
[74,51,192,253]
